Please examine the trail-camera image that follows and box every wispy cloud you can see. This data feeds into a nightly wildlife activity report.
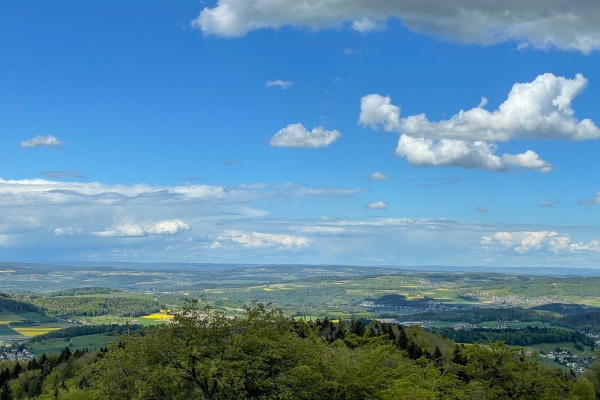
[541,200,560,208]
[475,206,488,213]
[368,172,388,181]
[39,171,89,179]
[414,177,467,187]
[20,135,63,148]
[266,79,293,89]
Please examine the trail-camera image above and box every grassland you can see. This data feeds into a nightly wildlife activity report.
[27,333,115,355]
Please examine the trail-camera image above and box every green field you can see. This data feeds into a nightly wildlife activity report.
[27,333,116,355]
[0,310,24,323]
[0,325,19,336]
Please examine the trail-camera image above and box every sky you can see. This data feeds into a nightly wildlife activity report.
[2,1,600,268]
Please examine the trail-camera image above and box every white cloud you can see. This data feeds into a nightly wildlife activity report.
[482,231,600,254]
[579,192,600,206]
[270,123,341,148]
[54,227,83,236]
[20,135,63,148]
[192,0,600,53]
[475,206,488,213]
[482,231,561,253]
[0,178,364,206]
[359,73,600,172]
[362,74,599,142]
[217,230,309,248]
[359,94,400,132]
[541,200,560,208]
[93,219,190,237]
[395,135,551,172]
[501,151,552,173]
[365,200,388,210]
[266,79,293,89]
[351,17,386,33]
[369,172,388,181]
[477,97,489,108]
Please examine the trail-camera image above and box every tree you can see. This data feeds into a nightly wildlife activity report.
[397,326,408,350]
[0,383,11,400]
[11,364,22,380]
[572,378,596,400]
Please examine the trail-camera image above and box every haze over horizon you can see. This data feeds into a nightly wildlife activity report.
[3,1,600,268]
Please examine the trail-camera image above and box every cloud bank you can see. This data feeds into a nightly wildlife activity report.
[482,231,600,255]
[192,0,600,53]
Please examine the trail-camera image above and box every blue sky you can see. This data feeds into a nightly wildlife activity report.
[2,1,600,267]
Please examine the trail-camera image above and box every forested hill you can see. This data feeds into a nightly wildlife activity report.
[1,302,598,399]
[30,296,163,317]
[429,326,596,347]
[0,293,45,314]
[397,306,600,334]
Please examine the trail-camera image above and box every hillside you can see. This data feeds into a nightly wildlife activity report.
[0,302,597,399]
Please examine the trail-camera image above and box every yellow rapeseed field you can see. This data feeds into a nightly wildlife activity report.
[141,313,173,320]
[12,327,61,337]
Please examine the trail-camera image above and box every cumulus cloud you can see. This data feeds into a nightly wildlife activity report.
[270,123,341,148]
[93,219,190,237]
[369,172,388,181]
[192,0,600,53]
[482,231,600,254]
[358,73,600,172]
[362,74,599,142]
[541,200,560,208]
[20,135,63,148]
[395,136,551,172]
[217,229,309,248]
[482,231,562,253]
[475,206,488,213]
[501,151,552,173]
[359,94,400,132]
[266,79,293,89]
[365,200,388,210]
